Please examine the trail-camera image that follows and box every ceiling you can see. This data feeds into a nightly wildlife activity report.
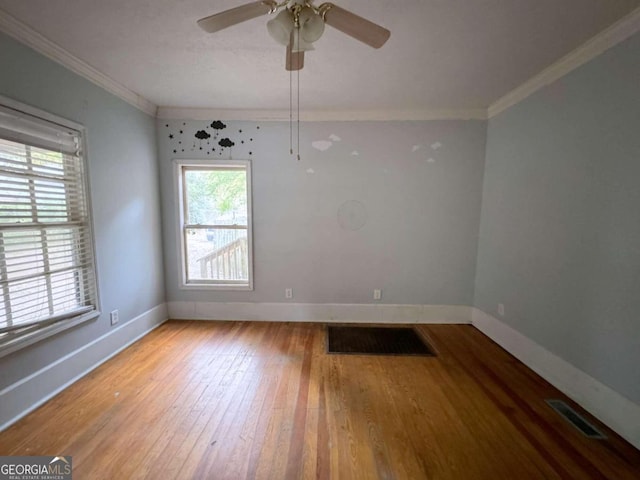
[1,0,638,113]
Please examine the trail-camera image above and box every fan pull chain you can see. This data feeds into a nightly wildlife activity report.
[289,37,293,156]
[297,55,300,160]
[296,28,300,161]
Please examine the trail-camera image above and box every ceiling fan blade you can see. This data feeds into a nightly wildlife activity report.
[197,1,275,33]
[286,45,304,71]
[323,4,390,48]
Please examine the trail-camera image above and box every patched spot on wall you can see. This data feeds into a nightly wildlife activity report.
[337,200,368,231]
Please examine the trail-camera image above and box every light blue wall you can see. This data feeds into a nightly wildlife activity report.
[475,31,640,403]
[158,119,487,305]
[0,32,165,389]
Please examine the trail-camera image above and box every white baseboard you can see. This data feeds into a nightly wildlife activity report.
[0,303,168,432]
[168,301,473,324]
[471,308,640,450]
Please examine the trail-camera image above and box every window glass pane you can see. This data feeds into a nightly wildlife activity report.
[50,270,80,314]
[7,276,48,325]
[3,230,44,279]
[0,138,28,170]
[47,228,77,269]
[35,179,69,222]
[0,175,31,223]
[185,228,248,282]
[30,147,65,177]
[184,169,247,226]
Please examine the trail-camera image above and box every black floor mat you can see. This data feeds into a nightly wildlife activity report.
[327,326,435,356]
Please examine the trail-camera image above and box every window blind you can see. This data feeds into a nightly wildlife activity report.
[0,104,98,337]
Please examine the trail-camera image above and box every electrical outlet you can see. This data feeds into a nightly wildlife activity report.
[498,303,505,317]
[110,309,119,325]
[285,288,293,299]
[373,289,382,300]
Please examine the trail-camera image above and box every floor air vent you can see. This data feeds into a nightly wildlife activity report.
[327,326,435,356]
[545,399,606,439]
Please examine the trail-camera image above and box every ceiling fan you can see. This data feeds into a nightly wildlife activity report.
[197,0,391,71]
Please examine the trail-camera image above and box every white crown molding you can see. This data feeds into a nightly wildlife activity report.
[0,8,157,117]
[156,107,488,122]
[489,6,640,118]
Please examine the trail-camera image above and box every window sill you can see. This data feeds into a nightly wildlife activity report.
[179,282,253,291]
[0,310,100,359]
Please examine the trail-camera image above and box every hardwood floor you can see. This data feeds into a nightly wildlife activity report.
[1,321,638,479]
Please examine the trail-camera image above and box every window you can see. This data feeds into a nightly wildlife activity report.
[0,97,99,356]
[176,160,253,290]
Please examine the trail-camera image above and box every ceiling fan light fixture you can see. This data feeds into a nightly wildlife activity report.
[299,6,325,43]
[290,32,315,52]
[267,9,295,46]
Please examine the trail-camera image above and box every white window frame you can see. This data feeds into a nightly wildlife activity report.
[0,95,100,358]
[174,159,253,291]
